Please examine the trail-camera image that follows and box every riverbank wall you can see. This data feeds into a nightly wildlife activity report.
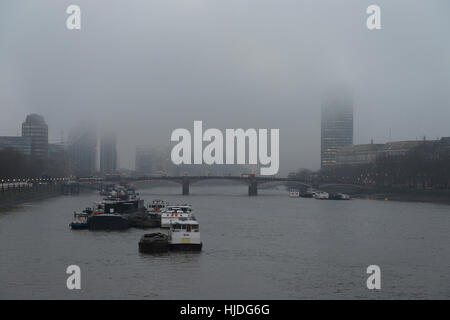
[354,188,450,205]
[0,184,96,211]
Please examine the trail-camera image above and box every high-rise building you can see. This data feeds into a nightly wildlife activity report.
[135,146,154,175]
[21,114,48,158]
[321,91,353,167]
[0,136,32,155]
[100,131,117,174]
[135,145,173,175]
[68,124,97,176]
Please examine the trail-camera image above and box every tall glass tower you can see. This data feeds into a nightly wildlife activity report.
[321,91,353,167]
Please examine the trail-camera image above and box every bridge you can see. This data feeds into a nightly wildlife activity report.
[0,176,367,197]
[100,175,366,196]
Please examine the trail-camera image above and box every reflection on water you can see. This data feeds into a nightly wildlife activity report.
[0,185,449,299]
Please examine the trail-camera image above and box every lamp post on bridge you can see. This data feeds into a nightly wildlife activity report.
[182,176,190,196]
[248,175,258,196]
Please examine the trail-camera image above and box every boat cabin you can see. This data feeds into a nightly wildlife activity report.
[170,220,200,232]
[166,205,192,213]
[103,199,145,214]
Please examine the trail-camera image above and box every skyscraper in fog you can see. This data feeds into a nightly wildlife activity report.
[21,114,48,158]
[135,145,174,175]
[321,91,353,167]
[100,131,117,174]
[68,124,97,176]
[135,146,154,175]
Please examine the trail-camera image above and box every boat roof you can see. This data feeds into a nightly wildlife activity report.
[171,220,199,225]
[74,212,89,216]
[102,198,141,204]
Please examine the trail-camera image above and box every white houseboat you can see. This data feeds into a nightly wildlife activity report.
[314,191,329,200]
[168,220,202,251]
[166,204,192,214]
[161,209,194,228]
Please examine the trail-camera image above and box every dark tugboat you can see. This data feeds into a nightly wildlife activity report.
[87,187,145,231]
[73,186,162,231]
[69,212,89,230]
[138,233,169,253]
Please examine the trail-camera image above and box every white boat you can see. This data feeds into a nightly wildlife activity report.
[161,210,195,228]
[166,204,192,214]
[289,189,300,197]
[168,220,202,251]
[328,193,351,200]
[314,191,329,200]
[148,199,167,213]
[340,193,351,200]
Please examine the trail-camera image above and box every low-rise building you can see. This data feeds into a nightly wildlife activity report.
[0,136,32,155]
[336,139,444,166]
[336,143,383,166]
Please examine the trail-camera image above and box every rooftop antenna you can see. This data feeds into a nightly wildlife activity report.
[388,128,391,142]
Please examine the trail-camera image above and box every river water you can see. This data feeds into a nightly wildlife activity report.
[0,185,449,299]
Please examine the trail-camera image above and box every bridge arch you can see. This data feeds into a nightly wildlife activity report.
[319,183,365,189]
[189,178,250,186]
[257,180,312,188]
[132,179,183,187]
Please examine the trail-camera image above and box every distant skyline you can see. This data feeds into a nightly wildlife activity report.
[1,0,450,174]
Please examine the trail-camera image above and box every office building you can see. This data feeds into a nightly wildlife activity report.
[21,114,48,158]
[321,92,353,167]
[68,124,97,176]
[335,139,446,166]
[135,145,173,175]
[0,136,32,155]
[100,131,117,174]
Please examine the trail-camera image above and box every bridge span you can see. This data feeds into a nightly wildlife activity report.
[97,175,367,196]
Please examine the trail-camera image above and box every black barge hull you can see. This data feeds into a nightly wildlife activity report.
[88,215,130,230]
[169,243,202,252]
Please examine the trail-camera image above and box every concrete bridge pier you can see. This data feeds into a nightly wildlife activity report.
[248,179,258,196]
[182,177,190,195]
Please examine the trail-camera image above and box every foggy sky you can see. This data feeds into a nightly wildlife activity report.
[1,0,449,175]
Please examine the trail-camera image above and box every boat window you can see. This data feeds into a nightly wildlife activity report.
[186,225,192,232]
[192,225,199,231]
